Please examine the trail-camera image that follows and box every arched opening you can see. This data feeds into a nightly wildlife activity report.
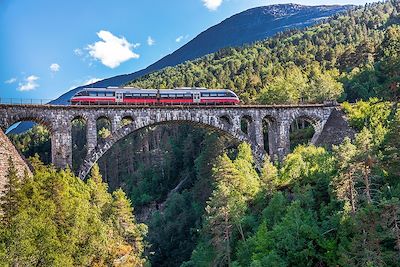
[262,115,277,156]
[72,116,87,173]
[121,115,134,127]
[90,122,244,266]
[219,115,232,129]
[240,115,252,135]
[96,116,112,143]
[289,116,316,151]
[5,119,52,164]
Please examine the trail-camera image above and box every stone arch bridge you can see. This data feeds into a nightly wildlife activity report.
[0,104,336,179]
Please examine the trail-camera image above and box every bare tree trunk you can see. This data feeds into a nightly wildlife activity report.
[349,177,356,214]
[393,208,400,256]
[225,212,231,267]
[363,161,372,204]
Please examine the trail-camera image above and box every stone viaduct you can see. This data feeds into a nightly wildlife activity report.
[0,104,336,179]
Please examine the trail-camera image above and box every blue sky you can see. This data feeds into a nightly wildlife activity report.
[1,0,375,100]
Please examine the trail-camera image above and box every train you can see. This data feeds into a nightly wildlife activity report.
[70,87,240,105]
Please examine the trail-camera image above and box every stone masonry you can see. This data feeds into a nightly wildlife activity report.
[0,129,32,196]
[0,104,336,179]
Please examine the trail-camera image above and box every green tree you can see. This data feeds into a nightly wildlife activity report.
[332,138,358,214]
[0,157,21,225]
[111,189,148,267]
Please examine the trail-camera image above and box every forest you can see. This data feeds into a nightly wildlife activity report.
[2,1,400,266]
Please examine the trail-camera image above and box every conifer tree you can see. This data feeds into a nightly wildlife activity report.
[233,143,260,199]
[206,154,241,266]
[111,189,147,267]
[333,138,358,213]
[354,128,376,205]
[87,163,112,214]
[260,155,278,194]
[0,157,21,225]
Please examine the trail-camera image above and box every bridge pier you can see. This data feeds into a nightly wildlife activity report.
[51,125,72,169]
[86,117,97,154]
[275,120,291,161]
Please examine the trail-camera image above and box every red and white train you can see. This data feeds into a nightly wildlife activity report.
[70,87,240,105]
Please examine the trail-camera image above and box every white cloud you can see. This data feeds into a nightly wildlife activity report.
[147,36,155,46]
[84,77,102,85]
[87,30,140,68]
[5,78,17,84]
[18,75,39,91]
[202,0,223,11]
[68,77,104,91]
[50,63,60,72]
[176,35,190,43]
[176,36,184,42]
[74,48,83,56]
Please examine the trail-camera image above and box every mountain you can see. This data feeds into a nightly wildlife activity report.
[12,3,352,132]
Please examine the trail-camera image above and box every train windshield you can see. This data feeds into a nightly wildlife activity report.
[75,90,88,96]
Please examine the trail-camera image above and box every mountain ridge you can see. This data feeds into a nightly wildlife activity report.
[12,3,352,132]
[51,4,353,105]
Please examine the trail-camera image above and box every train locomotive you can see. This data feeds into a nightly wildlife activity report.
[70,87,240,105]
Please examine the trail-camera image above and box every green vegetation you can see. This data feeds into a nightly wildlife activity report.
[8,125,51,164]
[2,1,400,266]
[0,159,147,266]
[182,101,400,266]
[127,1,400,105]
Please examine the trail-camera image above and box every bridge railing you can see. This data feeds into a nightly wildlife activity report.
[0,98,53,105]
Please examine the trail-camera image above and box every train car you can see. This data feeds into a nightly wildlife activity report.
[70,87,240,105]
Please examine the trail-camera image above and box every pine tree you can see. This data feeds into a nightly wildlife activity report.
[233,143,260,199]
[0,157,21,225]
[332,138,358,214]
[354,128,376,205]
[206,154,242,266]
[260,155,278,195]
[87,163,112,215]
[111,189,147,267]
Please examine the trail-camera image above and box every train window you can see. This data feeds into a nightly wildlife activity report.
[89,92,97,96]
[106,92,114,97]
[160,94,168,98]
[169,94,176,98]
[185,93,192,98]
[149,93,157,97]
[98,92,106,97]
[125,93,133,98]
[210,93,218,97]
[133,93,141,97]
[176,94,184,98]
[141,94,149,98]
[202,93,210,97]
[217,93,225,97]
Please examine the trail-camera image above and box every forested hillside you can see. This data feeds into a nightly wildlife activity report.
[127,1,400,104]
[2,1,400,266]
[0,159,147,266]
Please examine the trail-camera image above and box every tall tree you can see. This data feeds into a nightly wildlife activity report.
[333,138,358,213]
[111,189,148,267]
[0,157,21,225]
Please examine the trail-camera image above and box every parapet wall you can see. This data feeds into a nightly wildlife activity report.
[0,129,32,195]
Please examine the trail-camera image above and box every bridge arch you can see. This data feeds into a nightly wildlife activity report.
[78,117,263,179]
[2,114,54,133]
[240,114,253,135]
[289,112,326,147]
[0,104,336,174]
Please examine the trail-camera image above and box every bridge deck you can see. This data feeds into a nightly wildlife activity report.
[0,103,337,109]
